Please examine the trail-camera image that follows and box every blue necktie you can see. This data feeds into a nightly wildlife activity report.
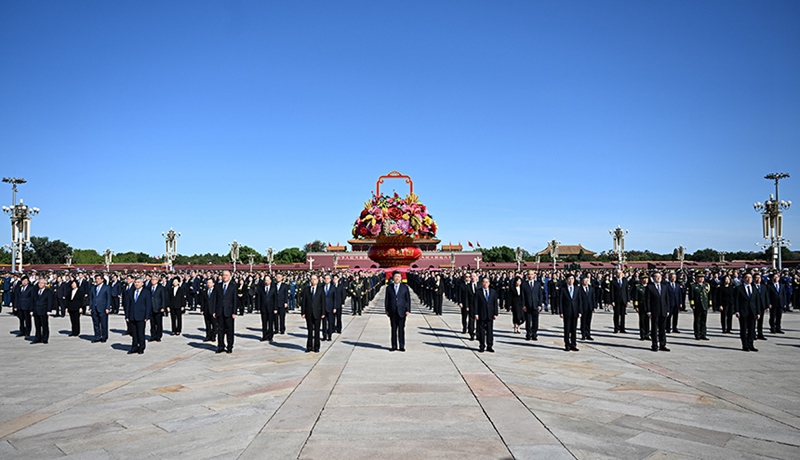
[134,290,139,303]
[484,289,488,301]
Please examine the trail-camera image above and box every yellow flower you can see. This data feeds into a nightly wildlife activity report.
[423,216,431,225]
[402,213,410,220]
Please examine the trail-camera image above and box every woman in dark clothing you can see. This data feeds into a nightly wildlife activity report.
[509,277,525,333]
[167,278,186,335]
[717,275,735,334]
[64,280,83,336]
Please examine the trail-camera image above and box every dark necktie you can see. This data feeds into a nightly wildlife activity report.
[484,289,488,301]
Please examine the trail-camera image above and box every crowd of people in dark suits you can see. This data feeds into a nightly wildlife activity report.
[1,269,381,354]
[2,266,796,355]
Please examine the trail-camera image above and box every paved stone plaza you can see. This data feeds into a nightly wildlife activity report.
[1,288,799,459]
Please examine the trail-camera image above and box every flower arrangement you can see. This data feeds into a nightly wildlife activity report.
[352,192,438,239]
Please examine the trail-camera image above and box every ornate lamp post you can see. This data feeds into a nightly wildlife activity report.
[103,248,113,272]
[515,246,524,272]
[65,254,73,267]
[265,247,274,273]
[719,251,727,264]
[247,254,255,272]
[162,228,180,271]
[229,240,240,272]
[609,226,628,268]
[676,246,685,270]
[307,255,315,271]
[754,173,791,270]
[535,254,541,270]
[548,239,561,271]
[2,177,38,273]
[450,251,456,270]
[473,254,482,270]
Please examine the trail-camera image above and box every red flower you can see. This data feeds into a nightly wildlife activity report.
[360,209,368,218]
[358,226,368,236]
[388,207,403,221]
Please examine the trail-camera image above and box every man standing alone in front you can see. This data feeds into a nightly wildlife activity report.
[301,274,325,353]
[89,274,111,343]
[473,276,498,353]
[215,270,237,354]
[385,271,411,352]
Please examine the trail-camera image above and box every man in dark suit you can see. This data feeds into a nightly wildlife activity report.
[610,269,629,333]
[274,274,289,334]
[125,278,151,354]
[577,276,597,341]
[215,270,238,353]
[109,274,122,315]
[559,274,580,351]
[167,277,186,336]
[301,274,325,352]
[665,272,683,333]
[89,274,112,343]
[767,273,786,334]
[12,275,33,337]
[321,274,339,341]
[199,278,217,342]
[521,270,545,341]
[473,276,498,353]
[646,272,670,352]
[56,276,69,318]
[257,275,277,342]
[148,274,167,342]
[121,274,135,336]
[459,274,478,340]
[753,273,768,340]
[735,273,762,352]
[31,279,54,344]
[385,271,411,352]
[334,274,346,332]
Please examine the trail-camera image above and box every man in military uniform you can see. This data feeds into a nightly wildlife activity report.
[689,272,711,340]
[348,274,364,316]
[633,273,650,341]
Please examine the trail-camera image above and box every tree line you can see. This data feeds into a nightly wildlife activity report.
[0,237,329,266]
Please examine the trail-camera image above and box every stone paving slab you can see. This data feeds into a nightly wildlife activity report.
[1,289,799,459]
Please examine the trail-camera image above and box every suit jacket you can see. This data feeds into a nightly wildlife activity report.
[199,286,217,314]
[521,279,545,312]
[754,283,768,314]
[57,281,70,307]
[576,285,596,315]
[65,288,83,312]
[301,284,325,320]
[646,282,670,317]
[216,281,238,318]
[559,284,581,318]
[322,283,339,313]
[385,283,411,318]
[461,281,477,312]
[767,283,786,309]
[32,288,54,315]
[336,282,347,308]
[109,281,122,298]
[274,282,289,310]
[258,283,277,313]
[473,287,499,321]
[149,283,167,313]
[126,288,152,321]
[666,281,682,309]
[167,285,186,311]
[734,284,762,318]
[89,284,112,313]
[610,277,629,306]
[13,284,34,311]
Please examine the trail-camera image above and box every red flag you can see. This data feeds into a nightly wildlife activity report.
[476,241,481,248]
[468,241,474,248]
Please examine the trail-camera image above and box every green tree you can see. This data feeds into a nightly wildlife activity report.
[0,247,10,265]
[690,248,719,262]
[480,246,515,263]
[115,251,156,263]
[21,236,72,264]
[72,248,103,264]
[275,247,305,264]
[237,245,263,264]
[303,240,327,253]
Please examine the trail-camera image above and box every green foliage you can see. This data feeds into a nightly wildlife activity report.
[275,247,305,264]
[237,245,262,264]
[480,246,515,263]
[22,236,73,264]
[72,249,103,264]
[0,247,10,264]
[303,240,327,253]
[115,251,156,263]
[689,248,719,262]
[174,253,229,265]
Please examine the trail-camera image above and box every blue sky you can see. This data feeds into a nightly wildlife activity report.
[1,0,798,257]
